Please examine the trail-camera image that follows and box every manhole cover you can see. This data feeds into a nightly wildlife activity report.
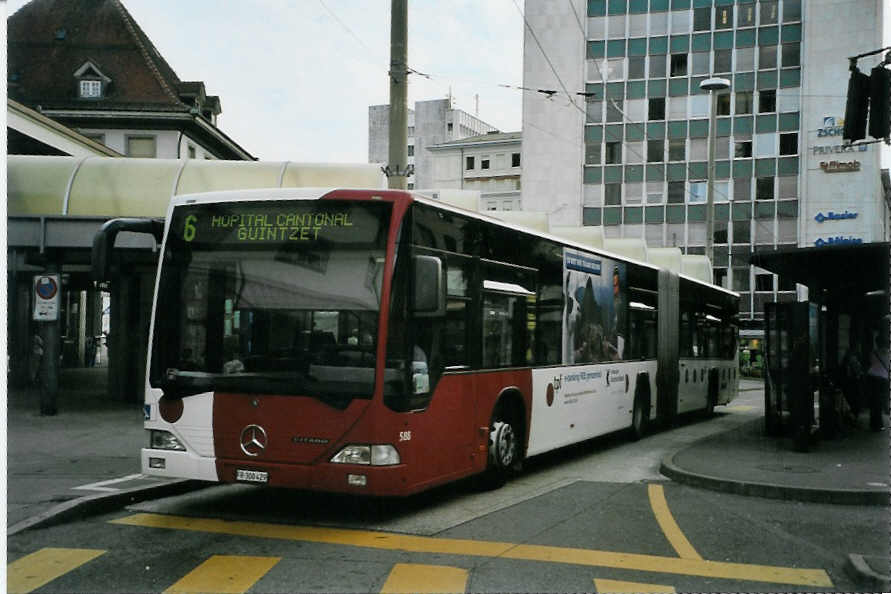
[756,464,818,474]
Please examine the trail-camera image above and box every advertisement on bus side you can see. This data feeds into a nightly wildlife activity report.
[562,248,626,365]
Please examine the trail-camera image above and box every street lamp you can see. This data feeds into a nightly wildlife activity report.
[700,77,731,275]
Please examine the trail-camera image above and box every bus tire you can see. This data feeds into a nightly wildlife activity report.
[481,398,524,488]
[631,388,649,441]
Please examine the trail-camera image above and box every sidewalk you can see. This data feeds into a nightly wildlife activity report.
[6,367,200,535]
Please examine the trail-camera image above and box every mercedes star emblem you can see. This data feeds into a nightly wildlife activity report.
[239,424,268,457]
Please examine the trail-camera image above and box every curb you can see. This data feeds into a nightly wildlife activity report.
[659,448,891,507]
[845,553,891,592]
[8,479,207,536]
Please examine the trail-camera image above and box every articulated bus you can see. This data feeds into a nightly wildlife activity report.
[98,188,738,496]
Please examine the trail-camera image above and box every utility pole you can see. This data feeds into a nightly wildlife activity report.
[385,0,411,190]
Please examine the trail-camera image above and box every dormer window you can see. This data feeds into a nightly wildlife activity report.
[73,61,111,100]
[80,80,102,98]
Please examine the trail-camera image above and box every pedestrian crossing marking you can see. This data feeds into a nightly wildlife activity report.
[7,547,106,594]
[380,563,468,594]
[647,484,702,560]
[594,578,676,593]
[112,513,833,587]
[164,555,281,594]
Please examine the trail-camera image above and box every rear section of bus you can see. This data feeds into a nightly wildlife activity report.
[141,188,433,495]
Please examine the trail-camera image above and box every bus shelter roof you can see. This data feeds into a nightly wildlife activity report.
[750,242,889,298]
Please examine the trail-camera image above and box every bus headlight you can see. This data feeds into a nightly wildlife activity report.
[149,429,186,451]
[330,444,400,466]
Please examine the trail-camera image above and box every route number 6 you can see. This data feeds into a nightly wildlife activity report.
[184,215,197,242]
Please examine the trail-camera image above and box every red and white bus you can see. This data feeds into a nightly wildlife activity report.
[102,188,738,496]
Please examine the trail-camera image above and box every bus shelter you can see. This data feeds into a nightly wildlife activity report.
[750,242,889,449]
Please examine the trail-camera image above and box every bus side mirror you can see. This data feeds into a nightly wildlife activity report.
[412,255,445,317]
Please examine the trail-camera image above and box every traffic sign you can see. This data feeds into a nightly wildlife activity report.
[33,274,60,321]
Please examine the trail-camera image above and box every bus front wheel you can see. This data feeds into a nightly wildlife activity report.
[480,403,524,489]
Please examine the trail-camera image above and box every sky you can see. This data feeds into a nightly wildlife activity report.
[4,1,891,165]
[5,0,525,163]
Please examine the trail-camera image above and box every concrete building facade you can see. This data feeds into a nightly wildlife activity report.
[521,0,885,323]
[368,98,496,190]
[426,131,523,211]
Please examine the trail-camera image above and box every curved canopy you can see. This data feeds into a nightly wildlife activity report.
[8,156,386,217]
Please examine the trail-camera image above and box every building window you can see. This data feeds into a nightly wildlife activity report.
[606,100,624,122]
[738,3,755,27]
[587,99,603,123]
[670,54,687,77]
[187,145,196,159]
[756,177,775,200]
[649,55,667,78]
[407,126,415,137]
[736,91,753,115]
[628,56,646,79]
[447,123,453,132]
[736,47,755,72]
[783,0,801,22]
[760,0,778,24]
[586,142,602,165]
[647,140,664,162]
[605,142,622,164]
[779,133,798,155]
[759,45,777,69]
[735,140,753,158]
[82,132,105,146]
[407,145,415,157]
[511,152,521,167]
[715,5,733,29]
[466,156,475,170]
[755,274,774,292]
[605,183,622,205]
[649,97,666,120]
[126,136,156,158]
[667,181,685,203]
[668,139,686,161]
[759,90,776,113]
[693,7,711,31]
[691,51,710,76]
[734,177,752,201]
[782,43,800,68]
[714,50,732,73]
[716,93,731,116]
[79,79,101,98]
[481,157,490,170]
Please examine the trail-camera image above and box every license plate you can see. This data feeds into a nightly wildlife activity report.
[236,469,268,483]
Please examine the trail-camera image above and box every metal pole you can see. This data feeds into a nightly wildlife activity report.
[705,89,718,265]
[387,0,408,190]
[700,77,730,271]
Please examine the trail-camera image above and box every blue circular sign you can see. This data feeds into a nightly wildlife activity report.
[36,276,58,300]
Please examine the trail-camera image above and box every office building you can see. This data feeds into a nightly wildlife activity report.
[521,0,886,323]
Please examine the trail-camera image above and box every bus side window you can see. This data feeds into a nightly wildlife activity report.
[443,256,472,368]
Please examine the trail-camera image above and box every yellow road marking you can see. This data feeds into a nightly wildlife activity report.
[380,563,468,594]
[594,577,676,593]
[164,555,280,594]
[112,513,832,587]
[647,484,702,560]
[7,547,106,594]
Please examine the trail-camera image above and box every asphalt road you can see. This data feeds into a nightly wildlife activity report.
[7,388,886,593]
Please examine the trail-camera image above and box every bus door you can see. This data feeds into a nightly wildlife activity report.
[404,251,478,482]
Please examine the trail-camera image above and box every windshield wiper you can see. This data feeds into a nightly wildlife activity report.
[160,369,215,398]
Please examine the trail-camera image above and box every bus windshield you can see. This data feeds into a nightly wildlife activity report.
[150,199,392,406]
